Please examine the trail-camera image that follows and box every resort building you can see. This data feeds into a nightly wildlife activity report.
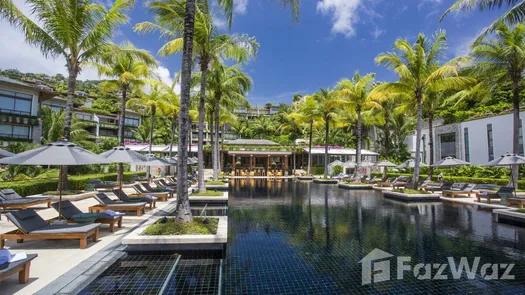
[406,111,525,165]
[0,76,55,144]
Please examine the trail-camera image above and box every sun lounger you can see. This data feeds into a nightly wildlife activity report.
[0,189,51,210]
[0,253,37,284]
[113,189,156,209]
[477,187,514,204]
[392,177,411,189]
[507,196,525,208]
[51,201,123,232]
[156,179,176,189]
[90,193,146,216]
[1,209,100,249]
[132,185,170,201]
[376,177,397,187]
[425,183,452,192]
[87,179,119,191]
[443,184,477,198]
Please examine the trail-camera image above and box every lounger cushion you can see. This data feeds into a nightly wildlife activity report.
[95,193,115,205]
[0,254,37,273]
[51,201,83,219]
[31,223,100,234]
[7,209,48,233]
[98,213,122,221]
[0,189,22,200]
[104,203,146,207]
[1,198,47,205]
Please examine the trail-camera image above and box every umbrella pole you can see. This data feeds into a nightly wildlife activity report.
[58,165,63,220]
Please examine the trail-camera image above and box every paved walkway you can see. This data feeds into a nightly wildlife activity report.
[0,188,181,295]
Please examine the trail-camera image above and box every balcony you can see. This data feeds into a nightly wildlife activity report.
[0,112,39,126]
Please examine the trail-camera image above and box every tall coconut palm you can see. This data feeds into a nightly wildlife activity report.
[469,23,525,186]
[91,42,158,183]
[336,72,379,177]
[127,86,163,156]
[136,0,257,192]
[312,89,346,178]
[441,0,525,41]
[373,31,473,188]
[294,95,322,175]
[0,0,135,190]
[207,64,251,181]
[158,84,181,160]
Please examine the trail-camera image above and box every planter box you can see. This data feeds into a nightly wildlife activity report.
[383,191,441,202]
[493,209,525,227]
[297,176,314,181]
[189,191,228,205]
[313,179,338,184]
[338,183,374,190]
[122,216,228,251]
[205,183,229,191]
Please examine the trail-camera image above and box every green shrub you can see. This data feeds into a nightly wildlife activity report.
[143,217,218,235]
[0,171,146,197]
[312,164,324,175]
[332,165,343,176]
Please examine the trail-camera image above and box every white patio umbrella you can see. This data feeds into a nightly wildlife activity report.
[375,160,398,179]
[131,154,172,180]
[431,156,470,167]
[343,161,357,168]
[397,159,428,169]
[0,148,14,159]
[0,140,112,218]
[99,147,148,188]
[485,153,525,197]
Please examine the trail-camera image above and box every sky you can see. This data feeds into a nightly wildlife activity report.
[0,0,504,106]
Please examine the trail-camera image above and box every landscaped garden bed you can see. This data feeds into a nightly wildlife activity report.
[122,216,228,251]
[205,181,229,190]
[143,217,219,235]
[383,189,440,202]
[313,179,338,184]
[338,182,373,189]
[189,191,228,205]
[493,208,525,227]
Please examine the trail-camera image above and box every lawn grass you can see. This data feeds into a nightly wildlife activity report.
[205,181,227,185]
[143,217,219,235]
[43,190,83,195]
[393,189,430,195]
[192,190,224,196]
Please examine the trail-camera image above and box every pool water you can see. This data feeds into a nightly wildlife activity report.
[223,180,525,294]
[82,180,525,294]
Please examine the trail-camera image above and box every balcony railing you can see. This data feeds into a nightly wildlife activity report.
[0,112,39,126]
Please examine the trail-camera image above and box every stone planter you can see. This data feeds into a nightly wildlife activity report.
[297,176,314,181]
[313,179,338,184]
[383,191,441,202]
[189,191,228,205]
[338,183,374,190]
[205,183,229,191]
[122,216,228,251]
[493,209,525,226]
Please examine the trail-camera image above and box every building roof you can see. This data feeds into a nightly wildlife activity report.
[304,147,379,156]
[228,151,292,156]
[226,139,279,146]
[0,76,56,100]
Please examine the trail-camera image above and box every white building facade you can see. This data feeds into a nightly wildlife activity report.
[406,112,525,165]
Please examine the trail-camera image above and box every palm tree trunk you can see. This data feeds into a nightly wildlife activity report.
[383,108,390,180]
[58,64,79,191]
[213,94,221,181]
[175,0,196,223]
[428,114,434,179]
[147,107,156,179]
[308,120,313,175]
[324,119,329,178]
[510,77,521,188]
[188,118,192,155]
[117,85,128,184]
[412,94,423,189]
[197,61,208,193]
[355,107,362,178]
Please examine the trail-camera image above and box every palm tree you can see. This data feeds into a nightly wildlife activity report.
[373,31,473,188]
[127,86,163,155]
[0,0,135,190]
[312,89,346,178]
[136,0,258,193]
[207,63,251,181]
[91,42,158,183]
[158,84,181,160]
[469,23,525,186]
[336,72,379,177]
[441,0,525,41]
[294,95,322,175]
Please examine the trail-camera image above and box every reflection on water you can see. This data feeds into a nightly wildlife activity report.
[223,179,525,294]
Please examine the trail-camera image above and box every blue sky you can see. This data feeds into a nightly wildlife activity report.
[0,0,503,106]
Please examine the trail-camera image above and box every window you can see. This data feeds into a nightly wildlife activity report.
[464,128,470,162]
[487,124,494,161]
[124,130,134,138]
[518,120,523,156]
[0,124,30,138]
[124,117,140,126]
[99,129,116,136]
[75,113,92,121]
[440,133,456,158]
[0,90,32,115]
[98,117,114,123]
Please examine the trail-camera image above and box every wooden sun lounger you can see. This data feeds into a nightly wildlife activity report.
[1,228,99,250]
[443,190,478,198]
[1,198,51,210]
[51,201,123,233]
[0,254,37,284]
[507,197,525,209]
[88,204,145,216]
[130,192,168,202]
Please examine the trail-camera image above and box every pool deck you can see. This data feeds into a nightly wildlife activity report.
[0,186,189,295]
[440,195,509,210]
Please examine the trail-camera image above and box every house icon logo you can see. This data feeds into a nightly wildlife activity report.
[359,248,394,285]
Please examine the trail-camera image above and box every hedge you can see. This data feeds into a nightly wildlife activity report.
[312,164,324,175]
[371,172,525,189]
[0,171,146,197]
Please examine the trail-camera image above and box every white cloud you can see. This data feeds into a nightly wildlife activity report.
[453,27,487,57]
[317,0,362,38]
[213,17,228,30]
[234,0,248,14]
[371,27,385,39]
